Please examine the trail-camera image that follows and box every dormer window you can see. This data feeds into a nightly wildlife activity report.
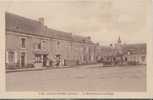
[83,40,86,43]
[16,26,19,29]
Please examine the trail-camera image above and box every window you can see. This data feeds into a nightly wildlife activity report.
[21,52,26,66]
[127,51,131,55]
[38,43,41,49]
[125,57,127,61]
[141,56,145,62]
[21,38,26,48]
[57,41,60,45]
[41,40,46,49]
[8,51,15,63]
[37,40,46,50]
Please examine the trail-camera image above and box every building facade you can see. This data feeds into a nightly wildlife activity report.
[5,12,98,69]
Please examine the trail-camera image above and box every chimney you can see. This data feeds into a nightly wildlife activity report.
[38,17,44,25]
[87,36,91,40]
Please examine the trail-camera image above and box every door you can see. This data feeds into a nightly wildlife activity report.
[21,52,25,67]
[43,54,47,66]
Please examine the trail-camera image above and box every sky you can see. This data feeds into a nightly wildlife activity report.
[1,0,152,45]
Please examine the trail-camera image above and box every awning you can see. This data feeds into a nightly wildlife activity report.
[33,50,49,55]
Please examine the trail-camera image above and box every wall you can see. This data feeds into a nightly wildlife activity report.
[6,31,104,68]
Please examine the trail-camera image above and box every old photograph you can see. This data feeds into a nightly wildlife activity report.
[4,0,150,92]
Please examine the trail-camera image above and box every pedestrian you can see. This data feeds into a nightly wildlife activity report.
[49,58,53,67]
[56,56,60,67]
[59,57,64,68]
[61,58,65,67]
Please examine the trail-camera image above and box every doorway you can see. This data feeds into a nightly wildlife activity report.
[43,54,47,66]
[21,52,26,67]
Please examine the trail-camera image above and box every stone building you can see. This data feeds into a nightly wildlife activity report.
[5,12,98,69]
[122,43,146,65]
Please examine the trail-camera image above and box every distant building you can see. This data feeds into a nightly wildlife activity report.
[122,43,146,65]
[99,37,146,65]
[115,37,146,65]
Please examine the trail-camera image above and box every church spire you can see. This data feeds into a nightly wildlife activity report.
[118,36,122,44]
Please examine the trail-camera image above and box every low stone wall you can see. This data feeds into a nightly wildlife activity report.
[6,63,34,69]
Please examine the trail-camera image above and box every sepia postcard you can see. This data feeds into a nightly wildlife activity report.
[0,0,153,99]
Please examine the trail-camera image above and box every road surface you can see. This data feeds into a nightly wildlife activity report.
[6,64,146,92]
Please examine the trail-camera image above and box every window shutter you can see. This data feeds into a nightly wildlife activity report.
[6,51,8,63]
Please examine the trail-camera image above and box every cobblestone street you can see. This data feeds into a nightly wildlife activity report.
[6,65,146,92]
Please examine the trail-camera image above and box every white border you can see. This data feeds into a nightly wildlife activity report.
[0,0,153,98]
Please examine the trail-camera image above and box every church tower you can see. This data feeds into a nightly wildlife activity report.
[118,36,122,44]
[115,36,122,54]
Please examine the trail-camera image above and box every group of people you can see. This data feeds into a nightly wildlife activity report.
[45,55,65,68]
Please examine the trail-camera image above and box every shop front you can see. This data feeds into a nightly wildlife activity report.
[34,50,49,68]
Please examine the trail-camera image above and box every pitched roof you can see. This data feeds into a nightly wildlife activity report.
[72,34,94,44]
[72,34,85,42]
[5,12,95,43]
[122,43,146,54]
[46,28,72,41]
[5,12,72,41]
[5,12,46,36]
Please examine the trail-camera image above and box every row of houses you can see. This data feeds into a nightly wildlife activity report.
[5,12,146,69]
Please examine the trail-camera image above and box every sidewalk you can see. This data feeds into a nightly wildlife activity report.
[6,65,71,73]
[6,63,103,73]
[6,63,144,73]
